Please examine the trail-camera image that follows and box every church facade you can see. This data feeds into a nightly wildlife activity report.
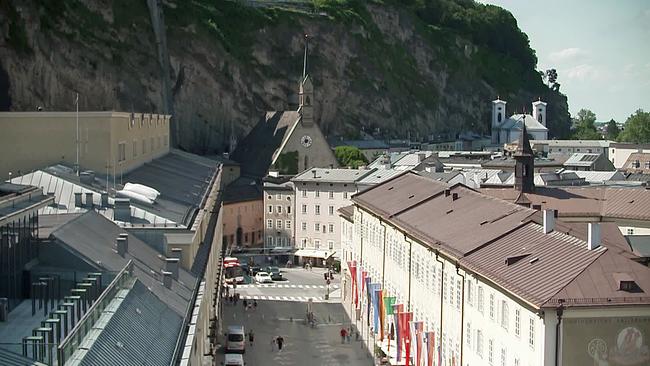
[491,98,549,145]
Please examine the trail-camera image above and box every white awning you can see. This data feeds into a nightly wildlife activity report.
[294,249,336,259]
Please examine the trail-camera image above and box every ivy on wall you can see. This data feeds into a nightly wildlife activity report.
[273,151,299,174]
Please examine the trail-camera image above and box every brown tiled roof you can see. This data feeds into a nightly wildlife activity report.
[338,205,354,221]
[481,186,650,221]
[623,152,650,173]
[353,172,650,308]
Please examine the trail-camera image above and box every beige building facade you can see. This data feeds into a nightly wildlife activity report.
[0,111,170,179]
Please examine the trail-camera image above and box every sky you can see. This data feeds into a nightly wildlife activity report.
[480,0,650,122]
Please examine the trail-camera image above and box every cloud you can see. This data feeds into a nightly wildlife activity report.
[566,64,600,81]
[548,47,588,63]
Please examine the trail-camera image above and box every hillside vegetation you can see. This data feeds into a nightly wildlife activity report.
[0,0,570,154]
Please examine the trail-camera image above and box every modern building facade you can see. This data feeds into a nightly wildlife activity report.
[292,168,372,264]
[341,172,650,366]
[263,175,295,249]
[0,111,171,180]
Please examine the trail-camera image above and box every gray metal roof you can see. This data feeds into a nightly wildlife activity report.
[563,153,602,167]
[48,211,196,315]
[532,139,611,148]
[292,168,372,183]
[77,281,182,366]
[357,169,405,185]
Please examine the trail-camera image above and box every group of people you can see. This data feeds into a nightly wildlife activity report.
[270,335,285,351]
[242,298,258,311]
[226,292,241,305]
[339,326,358,344]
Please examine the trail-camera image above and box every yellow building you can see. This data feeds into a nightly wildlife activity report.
[0,111,171,179]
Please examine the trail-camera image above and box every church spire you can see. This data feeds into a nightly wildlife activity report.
[302,34,310,81]
[514,121,535,193]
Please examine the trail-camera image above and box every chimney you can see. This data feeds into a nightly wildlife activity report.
[74,192,82,207]
[116,237,127,257]
[165,258,180,280]
[418,153,426,162]
[101,192,109,207]
[171,247,183,261]
[162,271,172,289]
[113,198,131,222]
[85,192,94,208]
[452,192,459,201]
[543,209,555,234]
[588,223,601,250]
[312,169,317,178]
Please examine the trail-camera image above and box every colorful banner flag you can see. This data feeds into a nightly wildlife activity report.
[367,282,378,325]
[349,262,358,307]
[398,312,413,366]
[415,322,424,366]
[392,304,404,361]
[384,296,396,350]
[377,289,385,340]
[372,287,382,334]
[427,331,435,366]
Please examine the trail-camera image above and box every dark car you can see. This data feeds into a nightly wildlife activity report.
[265,266,283,281]
[249,266,261,276]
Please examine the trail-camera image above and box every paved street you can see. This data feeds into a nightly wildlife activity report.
[218,267,372,365]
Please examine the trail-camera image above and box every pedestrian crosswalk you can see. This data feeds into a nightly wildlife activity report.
[236,283,339,289]
[240,294,332,302]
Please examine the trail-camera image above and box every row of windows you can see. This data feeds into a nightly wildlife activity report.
[117,136,168,162]
[473,329,523,365]
[128,114,167,129]
[266,236,290,246]
[300,204,336,216]
[299,238,335,250]
[266,219,292,230]
[267,205,291,215]
[266,194,292,201]
[301,222,335,233]
[225,231,262,245]
[300,189,349,199]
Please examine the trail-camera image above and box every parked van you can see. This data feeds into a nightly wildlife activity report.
[226,325,245,353]
[222,353,245,366]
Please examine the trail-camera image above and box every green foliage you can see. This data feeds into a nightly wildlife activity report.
[4,2,31,54]
[606,119,620,140]
[335,146,368,168]
[274,151,299,174]
[618,109,650,143]
[571,109,602,140]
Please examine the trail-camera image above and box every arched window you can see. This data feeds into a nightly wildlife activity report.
[306,96,311,105]
[497,113,502,122]
[501,301,509,329]
[537,112,542,122]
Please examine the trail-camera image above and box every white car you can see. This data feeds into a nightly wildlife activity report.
[255,272,273,283]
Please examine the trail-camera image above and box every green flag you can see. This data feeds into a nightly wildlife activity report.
[384,296,396,316]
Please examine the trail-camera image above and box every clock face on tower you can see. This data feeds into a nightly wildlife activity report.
[301,135,313,148]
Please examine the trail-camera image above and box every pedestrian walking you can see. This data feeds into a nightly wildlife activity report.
[276,335,284,351]
[243,299,248,309]
[228,294,233,304]
[270,336,276,351]
[248,330,255,346]
[253,300,258,310]
[340,327,347,344]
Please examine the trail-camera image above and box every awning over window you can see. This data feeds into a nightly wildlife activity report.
[294,249,336,259]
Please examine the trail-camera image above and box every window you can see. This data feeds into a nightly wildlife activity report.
[467,280,473,306]
[501,301,509,330]
[315,223,320,232]
[315,190,320,198]
[487,339,494,364]
[268,205,273,213]
[515,358,520,366]
[314,239,320,249]
[267,236,273,246]
[329,191,334,199]
[301,222,307,231]
[476,330,483,358]
[287,206,291,214]
[302,190,307,198]
[277,205,282,214]
[456,280,461,309]
[328,240,334,250]
[627,228,635,235]
[329,223,334,233]
[118,142,126,162]
[329,206,334,215]
[515,309,521,337]
[529,318,535,349]
[478,287,484,313]
[302,204,307,214]
[315,205,320,215]
[500,348,506,366]
[343,191,348,199]
[267,219,273,229]
[133,140,137,158]
[466,323,471,347]
[285,221,291,229]
[489,294,495,319]
[301,238,307,248]
[267,195,272,200]
[276,220,282,229]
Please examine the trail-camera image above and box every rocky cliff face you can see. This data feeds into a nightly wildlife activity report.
[0,0,570,154]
